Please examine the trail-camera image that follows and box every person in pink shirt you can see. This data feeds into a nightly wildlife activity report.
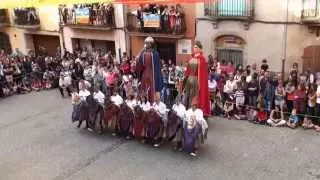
[226,61,235,75]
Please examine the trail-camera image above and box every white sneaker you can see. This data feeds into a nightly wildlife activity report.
[190,152,197,157]
[87,128,93,132]
[112,133,117,136]
[153,143,160,148]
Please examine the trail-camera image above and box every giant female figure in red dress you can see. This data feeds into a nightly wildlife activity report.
[183,41,210,116]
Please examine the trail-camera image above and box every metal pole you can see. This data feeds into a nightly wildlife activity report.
[282,0,289,81]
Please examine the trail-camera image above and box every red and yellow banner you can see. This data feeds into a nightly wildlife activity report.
[0,0,208,8]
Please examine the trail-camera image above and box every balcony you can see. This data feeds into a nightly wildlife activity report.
[0,9,10,27]
[59,3,115,31]
[13,8,40,29]
[301,0,320,24]
[126,4,186,39]
[204,0,254,20]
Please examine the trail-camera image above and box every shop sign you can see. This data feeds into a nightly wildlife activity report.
[75,8,90,24]
[143,13,160,28]
[178,39,192,55]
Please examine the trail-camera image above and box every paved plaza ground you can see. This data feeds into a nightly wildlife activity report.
[0,90,319,180]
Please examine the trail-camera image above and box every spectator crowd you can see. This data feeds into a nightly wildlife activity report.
[59,3,115,26]
[135,3,186,34]
[207,57,320,133]
[1,45,320,134]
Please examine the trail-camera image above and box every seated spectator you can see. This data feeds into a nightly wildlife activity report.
[213,92,224,116]
[223,98,234,120]
[287,109,299,129]
[267,105,286,127]
[252,107,268,125]
[247,107,257,122]
[302,116,314,129]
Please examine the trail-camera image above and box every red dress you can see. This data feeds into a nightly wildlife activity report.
[140,52,155,103]
[184,52,210,116]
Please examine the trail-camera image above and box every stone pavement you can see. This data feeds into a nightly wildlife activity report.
[0,90,319,180]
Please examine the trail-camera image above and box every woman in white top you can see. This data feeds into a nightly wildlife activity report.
[139,94,151,112]
[78,80,90,101]
[110,88,123,107]
[93,86,105,106]
[152,93,169,124]
[223,73,237,99]
[125,89,137,111]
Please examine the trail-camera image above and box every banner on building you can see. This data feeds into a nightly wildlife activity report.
[75,7,89,24]
[178,39,192,55]
[142,13,160,28]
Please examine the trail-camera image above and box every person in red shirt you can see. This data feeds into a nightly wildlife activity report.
[252,107,268,125]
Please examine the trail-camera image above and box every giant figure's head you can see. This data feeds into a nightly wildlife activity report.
[144,36,154,49]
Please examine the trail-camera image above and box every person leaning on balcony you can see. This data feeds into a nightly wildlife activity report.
[161,5,170,32]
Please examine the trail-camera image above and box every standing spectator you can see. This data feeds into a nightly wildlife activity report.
[293,84,306,119]
[307,85,316,125]
[262,73,275,113]
[247,73,258,107]
[223,73,236,103]
[285,81,296,113]
[260,59,269,72]
[275,81,286,110]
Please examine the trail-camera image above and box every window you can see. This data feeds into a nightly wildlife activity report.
[303,0,318,17]
[218,0,246,16]
[205,0,253,17]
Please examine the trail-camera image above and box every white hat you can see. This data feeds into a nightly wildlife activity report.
[145,36,154,43]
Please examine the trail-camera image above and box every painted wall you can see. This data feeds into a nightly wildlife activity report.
[195,0,319,72]
[63,27,127,62]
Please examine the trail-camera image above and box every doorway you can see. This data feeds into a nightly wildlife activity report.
[215,35,245,66]
[32,34,60,56]
[302,45,320,72]
[155,42,176,64]
[0,32,11,54]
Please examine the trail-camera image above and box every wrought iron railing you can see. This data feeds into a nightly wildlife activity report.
[14,8,40,26]
[204,0,254,18]
[0,9,9,24]
[301,0,319,19]
[59,3,115,27]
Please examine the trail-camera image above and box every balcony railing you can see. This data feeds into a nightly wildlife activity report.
[204,0,254,19]
[127,4,186,36]
[0,9,9,25]
[13,8,40,27]
[59,3,115,29]
[301,0,320,22]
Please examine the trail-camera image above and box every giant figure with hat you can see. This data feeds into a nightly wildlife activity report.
[136,36,163,103]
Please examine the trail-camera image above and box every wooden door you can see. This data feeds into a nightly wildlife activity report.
[302,45,320,72]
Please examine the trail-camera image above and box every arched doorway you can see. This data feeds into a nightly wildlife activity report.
[215,35,245,66]
[0,32,11,54]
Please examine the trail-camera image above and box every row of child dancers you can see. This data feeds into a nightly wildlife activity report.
[72,81,208,157]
